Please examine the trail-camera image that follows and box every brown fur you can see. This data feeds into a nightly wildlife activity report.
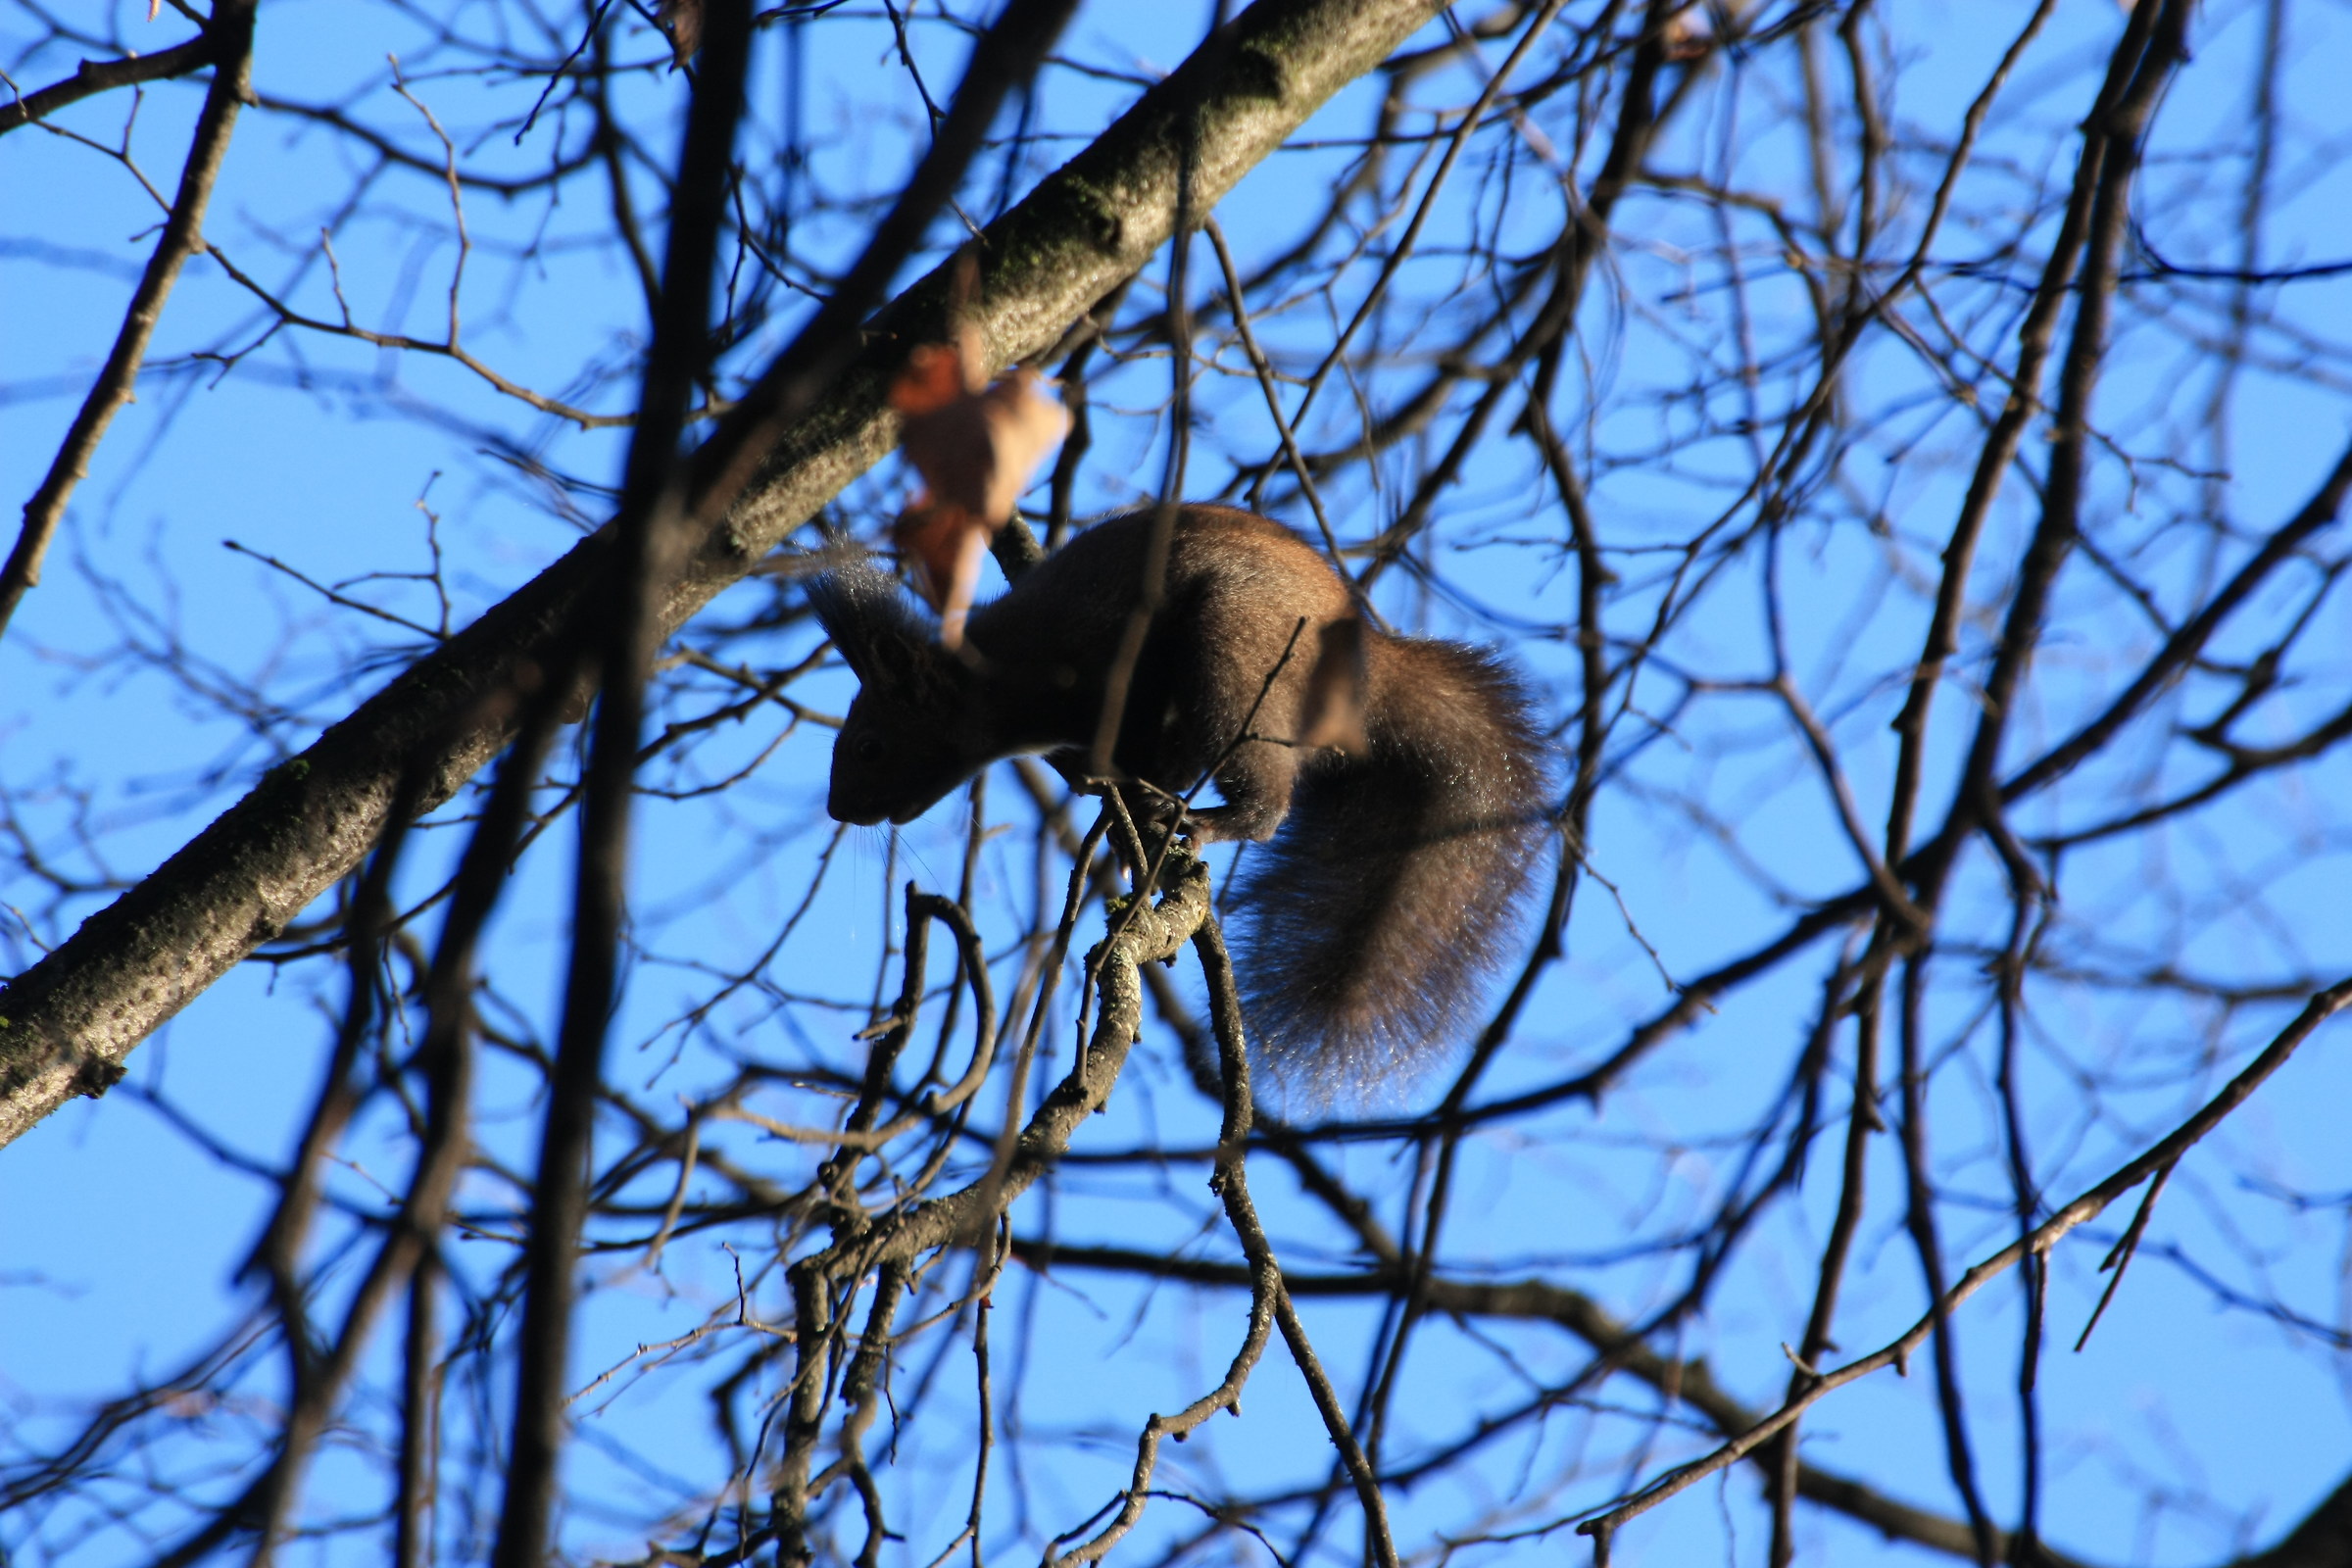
[810,505,1550,1091]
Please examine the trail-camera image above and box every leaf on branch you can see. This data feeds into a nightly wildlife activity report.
[887,322,1068,648]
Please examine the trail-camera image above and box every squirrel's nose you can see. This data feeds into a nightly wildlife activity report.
[827,790,887,828]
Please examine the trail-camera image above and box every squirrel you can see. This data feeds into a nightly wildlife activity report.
[808,503,1551,1089]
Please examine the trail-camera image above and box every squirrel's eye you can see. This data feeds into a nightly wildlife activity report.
[854,734,885,763]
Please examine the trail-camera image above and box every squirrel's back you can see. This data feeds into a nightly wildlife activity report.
[812,504,1551,1094]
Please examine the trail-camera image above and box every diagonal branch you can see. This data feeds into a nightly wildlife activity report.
[1010,1235,2100,1568]
[0,28,219,136]
[0,0,257,642]
[1579,976,2352,1549]
[0,0,1453,1151]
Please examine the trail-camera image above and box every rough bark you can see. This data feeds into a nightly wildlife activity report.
[0,0,1451,1148]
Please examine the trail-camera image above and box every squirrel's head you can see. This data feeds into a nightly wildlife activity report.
[808,564,980,827]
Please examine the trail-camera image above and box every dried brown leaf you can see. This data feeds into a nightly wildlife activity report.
[887,341,1069,646]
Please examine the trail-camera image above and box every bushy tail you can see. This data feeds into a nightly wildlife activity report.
[1231,636,1550,1098]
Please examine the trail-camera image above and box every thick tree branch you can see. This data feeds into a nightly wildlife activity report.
[0,0,1451,1149]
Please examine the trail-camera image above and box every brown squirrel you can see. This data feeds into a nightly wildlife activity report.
[808,503,1550,1087]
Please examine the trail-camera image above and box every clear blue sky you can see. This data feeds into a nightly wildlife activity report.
[6,2,2352,1564]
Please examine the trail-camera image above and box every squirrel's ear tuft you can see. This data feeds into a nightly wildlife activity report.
[808,564,938,687]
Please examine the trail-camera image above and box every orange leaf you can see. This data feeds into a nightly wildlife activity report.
[891,501,993,649]
[889,342,970,417]
[896,363,1067,527]
[887,330,1071,644]
[886,339,1070,645]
